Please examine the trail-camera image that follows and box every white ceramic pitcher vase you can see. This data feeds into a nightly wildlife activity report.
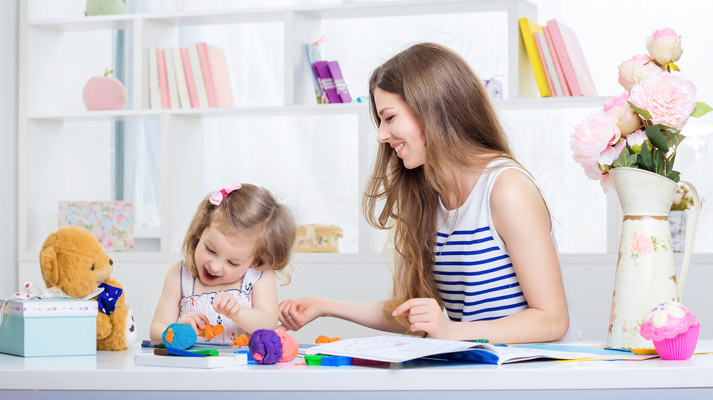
[607,167,699,349]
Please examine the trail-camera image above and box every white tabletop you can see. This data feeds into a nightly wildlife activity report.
[1,342,712,396]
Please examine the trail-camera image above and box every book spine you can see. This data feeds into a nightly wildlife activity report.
[148,48,160,110]
[518,17,551,97]
[207,45,235,108]
[536,32,563,97]
[543,25,571,96]
[313,61,341,104]
[156,49,171,108]
[534,33,555,97]
[546,19,581,96]
[197,42,217,108]
[188,44,209,108]
[327,61,352,103]
[164,48,180,108]
[171,47,191,109]
[180,48,199,108]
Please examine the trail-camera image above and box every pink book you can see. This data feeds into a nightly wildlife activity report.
[156,49,171,108]
[207,45,235,108]
[534,33,555,97]
[196,43,217,107]
[547,19,596,96]
[546,19,580,96]
[543,25,571,96]
[181,48,199,108]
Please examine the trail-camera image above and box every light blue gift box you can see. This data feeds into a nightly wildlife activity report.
[0,298,97,357]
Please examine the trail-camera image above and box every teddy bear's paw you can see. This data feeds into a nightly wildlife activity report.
[125,308,138,347]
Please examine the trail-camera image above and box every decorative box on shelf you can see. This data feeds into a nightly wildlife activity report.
[294,224,344,253]
[0,298,98,357]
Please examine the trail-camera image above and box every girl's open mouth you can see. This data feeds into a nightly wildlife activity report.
[202,268,220,282]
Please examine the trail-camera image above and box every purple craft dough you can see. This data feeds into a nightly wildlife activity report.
[248,329,283,365]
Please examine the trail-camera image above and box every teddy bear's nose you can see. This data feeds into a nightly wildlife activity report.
[109,259,113,266]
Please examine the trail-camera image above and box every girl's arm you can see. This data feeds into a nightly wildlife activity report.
[278,297,405,334]
[393,169,570,343]
[149,261,183,341]
[223,268,280,333]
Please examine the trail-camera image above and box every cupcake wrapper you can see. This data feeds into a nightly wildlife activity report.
[653,322,700,360]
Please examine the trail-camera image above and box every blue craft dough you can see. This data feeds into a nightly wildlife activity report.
[162,323,197,350]
[248,329,283,365]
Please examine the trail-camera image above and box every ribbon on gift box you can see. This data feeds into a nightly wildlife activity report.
[0,282,105,327]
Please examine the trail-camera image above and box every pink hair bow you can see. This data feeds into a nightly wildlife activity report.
[209,183,242,206]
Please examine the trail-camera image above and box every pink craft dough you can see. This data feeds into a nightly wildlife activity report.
[276,330,299,362]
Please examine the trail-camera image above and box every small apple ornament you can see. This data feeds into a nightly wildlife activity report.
[82,68,127,111]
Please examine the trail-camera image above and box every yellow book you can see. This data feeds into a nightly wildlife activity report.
[518,17,551,97]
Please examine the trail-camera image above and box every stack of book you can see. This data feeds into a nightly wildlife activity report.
[518,18,596,98]
[306,43,352,104]
[148,43,235,109]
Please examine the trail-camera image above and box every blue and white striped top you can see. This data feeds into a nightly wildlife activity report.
[434,160,555,322]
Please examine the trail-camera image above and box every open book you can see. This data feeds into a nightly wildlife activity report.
[306,335,656,365]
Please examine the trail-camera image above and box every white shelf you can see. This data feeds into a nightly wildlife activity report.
[28,0,536,31]
[27,97,613,122]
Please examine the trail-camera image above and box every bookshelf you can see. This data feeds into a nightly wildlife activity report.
[17,0,612,265]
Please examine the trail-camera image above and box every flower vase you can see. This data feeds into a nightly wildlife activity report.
[668,210,687,253]
[607,168,699,349]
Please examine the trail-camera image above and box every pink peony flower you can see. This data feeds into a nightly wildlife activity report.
[582,164,603,181]
[631,232,654,256]
[598,140,627,166]
[603,92,641,137]
[646,28,682,65]
[570,111,621,167]
[629,72,697,130]
[617,54,664,91]
[600,172,615,193]
[626,129,648,153]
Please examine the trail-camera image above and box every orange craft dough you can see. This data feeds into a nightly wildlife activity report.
[165,328,175,343]
[315,335,342,344]
[232,334,249,346]
[198,324,225,340]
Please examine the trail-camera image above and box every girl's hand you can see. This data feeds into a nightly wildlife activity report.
[212,291,241,320]
[392,298,455,339]
[178,312,210,334]
[278,297,323,332]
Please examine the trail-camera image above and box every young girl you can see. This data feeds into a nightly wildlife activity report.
[278,43,572,344]
[150,183,296,342]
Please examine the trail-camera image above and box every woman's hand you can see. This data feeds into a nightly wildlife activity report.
[392,298,455,339]
[212,291,241,321]
[177,312,210,333]
[278,296,324,332]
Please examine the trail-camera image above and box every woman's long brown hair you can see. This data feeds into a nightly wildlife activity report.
[363,43,518,333]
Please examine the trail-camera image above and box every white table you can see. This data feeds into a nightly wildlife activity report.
[1,342,712,399]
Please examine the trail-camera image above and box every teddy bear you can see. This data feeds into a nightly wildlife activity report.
[39,226,137,351]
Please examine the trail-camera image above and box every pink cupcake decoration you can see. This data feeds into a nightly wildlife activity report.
[82,68,127,111]
[640,302,700,360]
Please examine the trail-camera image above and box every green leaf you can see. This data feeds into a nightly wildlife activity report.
[645,125,670,153]
[691,102,713,118]
[627,153,638,166]
[667,170,681,183]
[652,151,665,174]
[628,101,653,120]
[638,143,652,169]
[613,147,630,168]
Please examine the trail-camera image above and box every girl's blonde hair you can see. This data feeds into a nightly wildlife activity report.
[182,184,296,279]
[364,43,520,333]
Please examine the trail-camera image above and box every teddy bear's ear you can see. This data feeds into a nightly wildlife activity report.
[39,246,59,287]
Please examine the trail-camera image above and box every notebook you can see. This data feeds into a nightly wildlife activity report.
[134,352,247,368]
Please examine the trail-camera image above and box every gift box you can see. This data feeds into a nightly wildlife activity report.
[0,298,98,357]
[294,224,344,252]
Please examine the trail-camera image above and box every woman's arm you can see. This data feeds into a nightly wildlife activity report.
[278,297,405,334]
[149,261,183,341]
[393,169,570,343]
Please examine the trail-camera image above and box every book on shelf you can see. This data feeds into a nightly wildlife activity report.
[180,48,199,108]
[535,32,564,97]
[306,335,658,365]
[206,45,235,108]
[170,47,191,109]
[148,48,160,110]
[187,44,209,108]
[156,49,171,108]
[306,43,324,104]
[546,19,597,96]
[312,60,352,104]
[543,25,571,96]
[196,42,218,108]
[164,48,181,109]
[518,17,551,98]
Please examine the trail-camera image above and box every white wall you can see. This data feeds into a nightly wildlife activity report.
[1,0,18,296]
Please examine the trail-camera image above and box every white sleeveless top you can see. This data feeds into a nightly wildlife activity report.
[178,262,262,342]
[435,160,557,322]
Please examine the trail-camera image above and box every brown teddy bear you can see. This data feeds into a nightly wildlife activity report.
[39,226,137,351]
